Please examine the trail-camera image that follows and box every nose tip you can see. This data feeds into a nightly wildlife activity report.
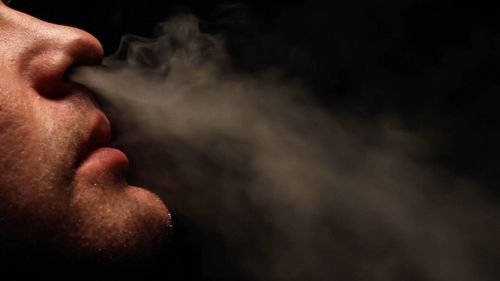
[67,29,104,67]
[25,25,104,96]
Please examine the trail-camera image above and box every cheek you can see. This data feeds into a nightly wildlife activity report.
[0,106,57,222]
[0,84,40,190]
[0,83,74,214]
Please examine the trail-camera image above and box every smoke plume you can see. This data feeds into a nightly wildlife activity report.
[70,13,500,281]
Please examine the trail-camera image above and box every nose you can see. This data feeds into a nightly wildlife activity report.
[6,8,104,96]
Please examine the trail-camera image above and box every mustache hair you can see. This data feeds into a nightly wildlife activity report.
[70,11,500,281]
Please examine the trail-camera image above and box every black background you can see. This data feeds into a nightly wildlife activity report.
[7,0,500,280]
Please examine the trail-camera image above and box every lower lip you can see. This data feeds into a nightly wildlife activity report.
[77,147,129,176]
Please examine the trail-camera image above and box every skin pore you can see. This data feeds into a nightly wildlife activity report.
[0,1,172,265]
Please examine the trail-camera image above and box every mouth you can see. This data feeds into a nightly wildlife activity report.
[74,110,129,180]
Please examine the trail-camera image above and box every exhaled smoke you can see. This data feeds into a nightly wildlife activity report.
[70,14,500,281]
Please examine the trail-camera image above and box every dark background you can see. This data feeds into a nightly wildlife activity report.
[9,0,500,280]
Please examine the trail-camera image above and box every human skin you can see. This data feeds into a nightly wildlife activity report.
[0,2,172,262]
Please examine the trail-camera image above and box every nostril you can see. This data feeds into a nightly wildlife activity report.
[26,27,104,98]
[24,50,69,97]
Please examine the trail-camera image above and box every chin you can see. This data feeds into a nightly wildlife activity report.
[64,182,173,262]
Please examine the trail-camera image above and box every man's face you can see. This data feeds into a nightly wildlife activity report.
[0,2,171,260]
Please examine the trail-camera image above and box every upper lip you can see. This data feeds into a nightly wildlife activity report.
[75,111,112,167]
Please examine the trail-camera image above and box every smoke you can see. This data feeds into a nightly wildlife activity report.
[70,13,500,281]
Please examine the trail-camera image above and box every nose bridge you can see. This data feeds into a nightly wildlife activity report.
[45,23,104,66]
[6,8,104,65]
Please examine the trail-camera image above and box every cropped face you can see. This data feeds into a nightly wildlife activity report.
[0,2,171,261]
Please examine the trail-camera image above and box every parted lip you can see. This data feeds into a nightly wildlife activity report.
[75,110,112,168]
